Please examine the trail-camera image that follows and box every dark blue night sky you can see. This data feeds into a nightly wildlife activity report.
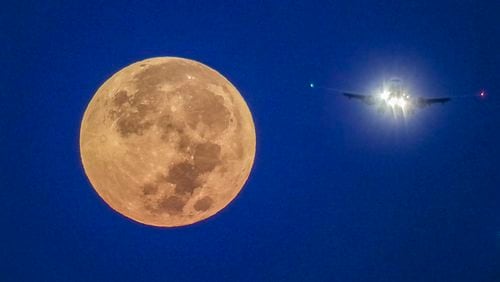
[2,1,499,281]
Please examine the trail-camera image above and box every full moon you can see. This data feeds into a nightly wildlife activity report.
[80,57,256,227]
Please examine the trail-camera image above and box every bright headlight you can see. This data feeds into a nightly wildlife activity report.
[396,98,406,108]
[387,98,396,107]
[380,91,390,100]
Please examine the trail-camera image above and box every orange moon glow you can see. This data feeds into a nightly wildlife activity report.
[80,57,256,227]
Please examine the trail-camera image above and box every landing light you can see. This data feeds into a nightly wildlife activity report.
[380,90,390,100]
[397,98,407,108]
[387,98,396,107]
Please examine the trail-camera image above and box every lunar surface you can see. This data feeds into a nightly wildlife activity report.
[80,57,256,227]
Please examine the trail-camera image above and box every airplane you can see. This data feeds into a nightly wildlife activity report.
[341,77,451,115]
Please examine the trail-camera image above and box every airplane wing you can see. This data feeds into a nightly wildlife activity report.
[343,92,376,105]
[414,97,451,107]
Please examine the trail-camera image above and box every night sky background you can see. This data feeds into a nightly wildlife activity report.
[2,1,499,281]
